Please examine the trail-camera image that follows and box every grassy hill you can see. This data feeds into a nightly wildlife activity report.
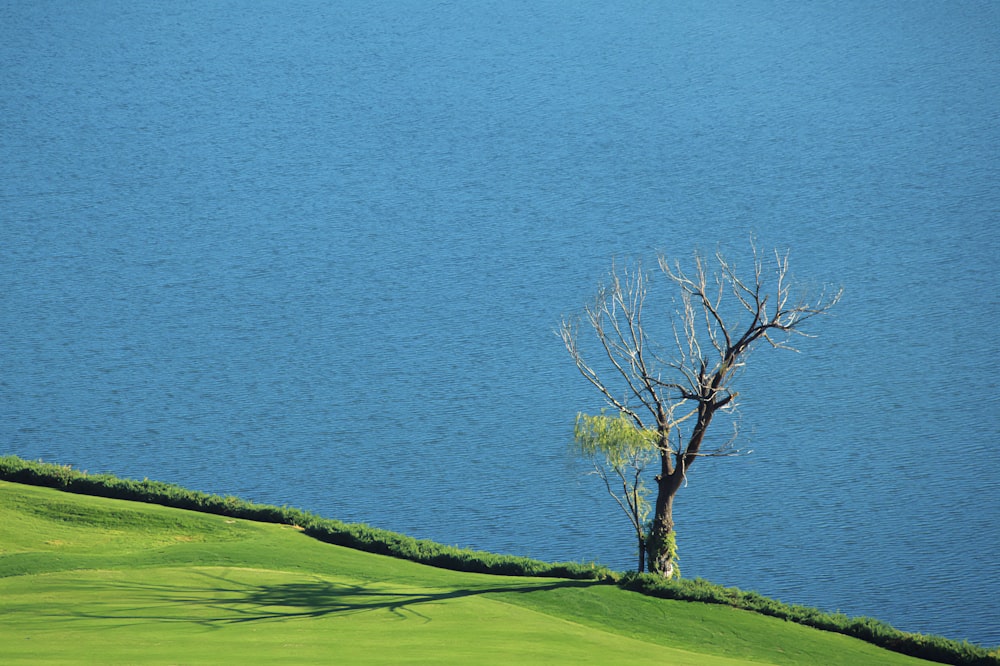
[0,479,946,665]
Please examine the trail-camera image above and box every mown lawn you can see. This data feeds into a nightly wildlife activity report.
[0,480,934,664]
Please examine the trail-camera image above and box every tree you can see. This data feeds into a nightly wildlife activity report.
[560,241,842,577]
[573,410,658,572]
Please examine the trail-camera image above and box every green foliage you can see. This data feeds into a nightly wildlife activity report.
[573,411,658,461]
[301,520,613,579]
[645,524,682,580]
[0,455,314,527]
[661,529,681,579]
[574,411,659,569]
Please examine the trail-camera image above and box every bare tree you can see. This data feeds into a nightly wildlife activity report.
[560,241,841,576]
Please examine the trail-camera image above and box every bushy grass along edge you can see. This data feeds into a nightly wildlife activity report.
[618,573,997,666]
[1,455,996,666]
[0,455,611,580]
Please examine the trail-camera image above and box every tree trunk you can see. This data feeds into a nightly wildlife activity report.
[646,402,719,576]
[647,465,680,577]
[637,536,646,573]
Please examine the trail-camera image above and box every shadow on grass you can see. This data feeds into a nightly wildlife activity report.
[64,571,601,627]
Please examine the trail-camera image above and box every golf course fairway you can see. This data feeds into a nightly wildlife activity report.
[0,480,936,664]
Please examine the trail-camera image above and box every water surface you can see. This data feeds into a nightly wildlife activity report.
[2,0,998,645]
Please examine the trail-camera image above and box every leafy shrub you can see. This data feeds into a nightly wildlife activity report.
[301,519,611,580]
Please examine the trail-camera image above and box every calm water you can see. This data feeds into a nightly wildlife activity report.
[2,0,998,646]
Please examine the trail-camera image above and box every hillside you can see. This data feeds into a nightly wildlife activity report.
[0,479,942,665]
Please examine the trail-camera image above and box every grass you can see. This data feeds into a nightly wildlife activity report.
[0,480,944,665]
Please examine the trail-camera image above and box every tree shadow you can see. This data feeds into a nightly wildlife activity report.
[63,571,601,628]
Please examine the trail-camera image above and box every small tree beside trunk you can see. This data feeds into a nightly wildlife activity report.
[573,411,657,573]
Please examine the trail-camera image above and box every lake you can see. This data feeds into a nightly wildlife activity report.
[2,0,998,646]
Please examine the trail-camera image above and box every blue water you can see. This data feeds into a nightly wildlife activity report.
[2,0,998,646]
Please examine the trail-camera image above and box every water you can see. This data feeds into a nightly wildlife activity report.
[2,0,998,646]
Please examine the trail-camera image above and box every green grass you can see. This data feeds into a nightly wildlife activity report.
[0,480,942,665]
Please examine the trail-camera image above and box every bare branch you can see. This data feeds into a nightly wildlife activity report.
[591,462,643,533]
